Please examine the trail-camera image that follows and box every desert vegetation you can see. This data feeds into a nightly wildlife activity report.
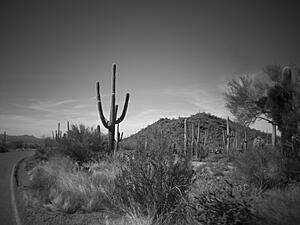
[22,64,300,225]
[0,131,42,152]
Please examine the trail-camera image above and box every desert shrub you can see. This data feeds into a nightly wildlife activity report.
[112,139,194,222]
[11,139,24,149]
[190,174,258,225]
[24,142,41,149]
[58,124,108,163]
[44,137,56,148]
[255,182,300,225]
[0,144,8,153]
[282,157,300,180]
[32,147,63,161]
[205,153,226,163]
[234,146,288,190]
[29,155,116,213]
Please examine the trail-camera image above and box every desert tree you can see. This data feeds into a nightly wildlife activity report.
[224,64,300,157]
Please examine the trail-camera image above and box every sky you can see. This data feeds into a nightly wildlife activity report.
[1,0,300,137]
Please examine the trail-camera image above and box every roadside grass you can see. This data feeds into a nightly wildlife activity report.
[28,155,117,213]
[26,141,300,225]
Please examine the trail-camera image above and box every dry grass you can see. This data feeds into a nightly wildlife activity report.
[29,155,117,213]
[105,210,155,225]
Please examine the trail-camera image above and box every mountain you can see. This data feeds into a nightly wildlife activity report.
[0,134,42,145]
[121,112,271,152]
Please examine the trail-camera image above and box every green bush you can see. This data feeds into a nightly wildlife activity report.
[58,124,108,163]
[112,141,194,221]
[234,146,288,190]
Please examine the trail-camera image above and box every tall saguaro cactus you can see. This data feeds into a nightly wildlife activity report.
[272,123,276,147]
[191,123,195,158]
[226,117,230,155]
[184,119,188,157]
[243,128,248,151]
[55,122,62,140]
[96,64,130,153]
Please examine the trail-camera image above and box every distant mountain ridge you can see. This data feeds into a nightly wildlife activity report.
[121,112,270,151]
[0,134,42,144]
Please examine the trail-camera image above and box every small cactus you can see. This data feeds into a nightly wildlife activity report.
[116,123,123,152]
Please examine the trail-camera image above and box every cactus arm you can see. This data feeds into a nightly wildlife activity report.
[96,81,109,129]
[115,105,118,122]
[116,93,130,124]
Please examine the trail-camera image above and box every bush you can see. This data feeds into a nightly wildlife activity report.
[190,175,258,225]
[0,144,8,153]
[112,141,194,221]
[234,146,288,190]
[255,182,300,225]
[11,140,24,149]
[43,137,56,148]
[282,157,300,181]
[58,124,108,163]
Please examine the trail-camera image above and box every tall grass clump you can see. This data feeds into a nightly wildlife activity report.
[58,124,108,163]
[29,155,116,213]
[112,134,195,223]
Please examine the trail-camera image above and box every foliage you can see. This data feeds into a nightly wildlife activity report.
[234,146,288,190]
[190,174,258,225]
[43,137,56,148]
[0,144,8,152]
[11,139,25,149]
[112,137,194,221]
[255,182,300,225]
[224,64,300,157]
[58,124,108,163]
[224,75,268,125]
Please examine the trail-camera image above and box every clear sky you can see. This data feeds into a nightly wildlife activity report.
[1,0,300,137]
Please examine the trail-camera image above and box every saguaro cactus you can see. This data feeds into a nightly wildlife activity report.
[55,122,62,140]
[67,121,70,132]
[243,128,248,151]
[272,123,276,147]
[226,117,230,155]
[191,122,195,158]
[2,131,7,146]
[184,119,188,156]
[197,121,200,143]
[96,64,130,153]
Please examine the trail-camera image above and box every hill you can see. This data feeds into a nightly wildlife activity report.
[121,112,271,153]
[0,134,42,145]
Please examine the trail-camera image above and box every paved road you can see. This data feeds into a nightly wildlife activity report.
[0,150,34,225]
